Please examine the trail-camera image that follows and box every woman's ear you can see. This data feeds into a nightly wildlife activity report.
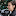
[14,5,15,8]
[13,5,15,8]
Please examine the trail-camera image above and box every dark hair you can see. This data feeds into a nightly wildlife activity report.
[15,5,16,9]
[7,1,15,5]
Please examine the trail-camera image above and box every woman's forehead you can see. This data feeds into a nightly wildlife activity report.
[8,1,15,5]
[8,2,12,5]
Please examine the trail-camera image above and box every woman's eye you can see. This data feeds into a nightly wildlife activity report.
[9,5,10,6]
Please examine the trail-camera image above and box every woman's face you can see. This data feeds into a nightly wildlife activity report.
[7,2,15,11]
